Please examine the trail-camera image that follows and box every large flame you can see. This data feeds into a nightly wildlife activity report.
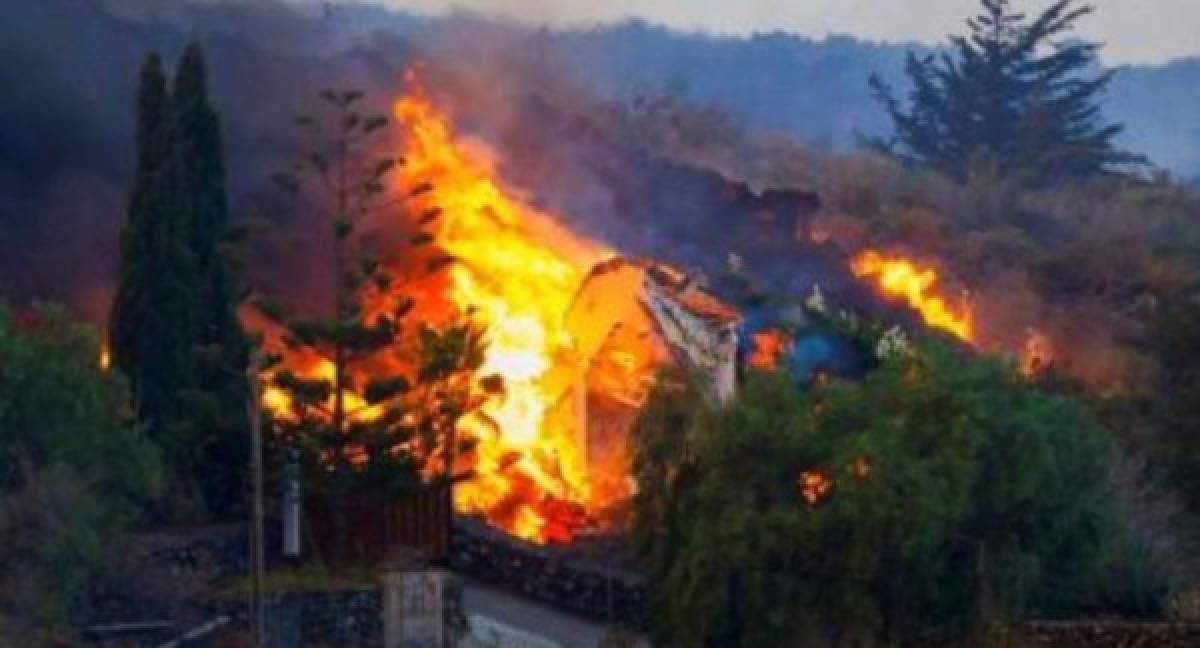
[392,72,611,542]
[850,250,974,341]
[250,72,656,543]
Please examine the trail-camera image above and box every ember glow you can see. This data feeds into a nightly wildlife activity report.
[391,73,615,542]
[1020,328,1054,377]
[798,470,832,505]
[850,250,974,341]
[748,329,790,371]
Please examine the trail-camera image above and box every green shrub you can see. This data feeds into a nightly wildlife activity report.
[632,340,1163,646]
[0,302,163,631]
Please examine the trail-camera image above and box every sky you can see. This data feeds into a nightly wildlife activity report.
[371,0,1200,65]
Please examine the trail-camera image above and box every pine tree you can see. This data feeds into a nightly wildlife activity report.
[870,0,1146,186]
[264,90,485,561]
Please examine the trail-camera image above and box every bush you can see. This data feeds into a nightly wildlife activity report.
[632,340,1163,646]
[0,302,163,633]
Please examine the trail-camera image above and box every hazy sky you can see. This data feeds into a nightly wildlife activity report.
[375,0,1200,65]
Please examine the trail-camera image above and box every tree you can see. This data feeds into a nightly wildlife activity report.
[632,338,1161,646]
[263,90,485,562]
[870,0,1145,187]
[0,302,163,633]
[109,47,248,519]
[109,52,202,515]
[170,45,250,518]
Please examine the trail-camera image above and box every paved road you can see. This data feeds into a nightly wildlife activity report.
[462,580,616,647]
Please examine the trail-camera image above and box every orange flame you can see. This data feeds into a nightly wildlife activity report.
[749,329,791,371]
[798,470,832,505]
[850,250,973,341]
[1020,328,1054,377]
[392,72,612,542]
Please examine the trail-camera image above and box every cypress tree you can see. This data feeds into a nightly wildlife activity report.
[870,0,1147,187]
[172,44,249,517]
[110,54,168,400]
[110,52,194,438]
[110,46,248,519]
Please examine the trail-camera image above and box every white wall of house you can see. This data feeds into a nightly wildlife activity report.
[641,278,739,404]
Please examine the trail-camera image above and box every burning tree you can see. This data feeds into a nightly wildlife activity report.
[261,89,486,561]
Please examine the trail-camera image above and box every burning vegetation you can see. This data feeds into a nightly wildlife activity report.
[850,250,973,342]
[14,0,1200,643]
[254,72,740,543]
[251,70,1070,545]
[390,72,613,542]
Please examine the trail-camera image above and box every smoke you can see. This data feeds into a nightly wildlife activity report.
[0,0,875,329]
[0,0,408,317]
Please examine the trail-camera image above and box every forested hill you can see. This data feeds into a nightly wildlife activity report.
[345,9,1200,179]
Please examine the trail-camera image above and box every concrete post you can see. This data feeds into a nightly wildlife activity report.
[381,564,463,648]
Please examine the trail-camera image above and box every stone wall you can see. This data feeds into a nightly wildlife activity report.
[447,519,647,629]
[1015,621,1200,647]
[84,527,1200,646]
[76,525,250,640]
[280,590,381,647]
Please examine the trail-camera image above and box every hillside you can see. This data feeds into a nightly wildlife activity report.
[343,8,1200,178]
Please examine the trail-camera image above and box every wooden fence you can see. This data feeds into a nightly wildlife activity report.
[307,484,452,565]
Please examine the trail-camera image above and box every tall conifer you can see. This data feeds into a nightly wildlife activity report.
[172,44,249,517]
[110,46,248,518]
[871,0,1146,186]
[110,54,168,402]
[110,52,194,437]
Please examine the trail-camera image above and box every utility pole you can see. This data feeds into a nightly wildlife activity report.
[247,349,267,646]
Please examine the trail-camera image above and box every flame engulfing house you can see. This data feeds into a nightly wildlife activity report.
[255,71,985,547]
[562,257,740,515]
[254,75,749,544]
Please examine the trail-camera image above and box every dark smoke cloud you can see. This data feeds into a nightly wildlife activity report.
[0,0,886,332]
[0,0,411,319]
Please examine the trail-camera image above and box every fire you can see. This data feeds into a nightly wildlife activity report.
[797,470,832,505]
[1020,328,1054,376]
[850,250,973,341]
[248,72,652,543]
[749,329,791,371]
[392,72,611,542]
[98,344,111,371]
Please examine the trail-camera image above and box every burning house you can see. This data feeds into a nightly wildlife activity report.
[250,63,1008,552]
[560,257,741,522]
[255,71,748,546]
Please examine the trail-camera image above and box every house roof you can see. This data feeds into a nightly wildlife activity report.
[643,261,740,325]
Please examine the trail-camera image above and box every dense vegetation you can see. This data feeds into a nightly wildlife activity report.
[0,303,163,635]
[633,340,1164,646]
[619,1,1200,644]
